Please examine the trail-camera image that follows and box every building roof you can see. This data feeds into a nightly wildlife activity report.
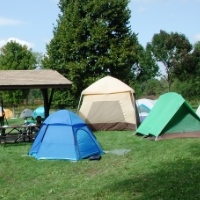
[0,70,72,90]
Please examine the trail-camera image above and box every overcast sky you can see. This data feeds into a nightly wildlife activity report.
[0,0,200,54]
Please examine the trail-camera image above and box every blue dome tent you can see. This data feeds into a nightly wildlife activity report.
[28,109,104,161]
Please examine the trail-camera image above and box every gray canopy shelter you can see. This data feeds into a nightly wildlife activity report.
[0,70,72,119]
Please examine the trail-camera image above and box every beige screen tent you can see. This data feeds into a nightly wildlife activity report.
[77,76,139,131]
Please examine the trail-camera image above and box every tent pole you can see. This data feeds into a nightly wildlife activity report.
[40,88,55,119]
[133,92,141,128]
[41,89,49,119]
[0,96,4,126]
[77,94,83,113]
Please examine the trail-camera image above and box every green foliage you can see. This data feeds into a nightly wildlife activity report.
[0,90,29,107]
[51,89,77,109]
[132,44,159,83]
[1,129,200,199]
[193,41,200,51]
[42,0,155,107]
[171,41,200,99]
[133,78,168,98]
[147,30,192,92]
[143,78,167,96]
[0,41,36,70]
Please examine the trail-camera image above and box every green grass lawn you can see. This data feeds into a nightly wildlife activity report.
[0,128,200,199]
[4,118,24,126]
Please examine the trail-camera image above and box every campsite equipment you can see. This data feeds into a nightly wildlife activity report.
[136,92,200,140]
[32,106,45,119]
[78,76,139,131]
[28,109,104,161]
[136,98,156,122]
[19,108,33,119]
[0,107,13,119]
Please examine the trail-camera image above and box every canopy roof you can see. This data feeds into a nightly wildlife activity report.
[0,70,72,119]
[0,70,72,90]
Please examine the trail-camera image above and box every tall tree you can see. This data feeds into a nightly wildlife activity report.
[43,0,143,107]
[0,41,36,107]
[128,44,159,97]
[147,30,192,92]
[172,41,200,99]
[0,41,36,70]
[132,44,159,82]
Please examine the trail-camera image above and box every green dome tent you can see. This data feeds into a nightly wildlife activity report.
[136,92,200,140]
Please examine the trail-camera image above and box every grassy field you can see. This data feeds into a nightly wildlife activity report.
[0,125,200,199]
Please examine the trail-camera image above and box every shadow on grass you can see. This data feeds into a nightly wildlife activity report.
[2,142,32,148]
[188,143,200,157]
[97,158,200,200]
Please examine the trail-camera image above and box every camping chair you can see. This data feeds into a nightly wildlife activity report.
[20,126,36,142]
[30,116,43,140]
[21,119,40,142]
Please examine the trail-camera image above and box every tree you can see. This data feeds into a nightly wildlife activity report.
[133,78,168,98]
[131,44,159,83]
[32,51,44,69]
[172,41,200,99]
[0,41,37,107]
[128,44,160,97]
[0,41,36,70]
[43,0,144,107]
[193,41,200,51]
[147,30,192,92]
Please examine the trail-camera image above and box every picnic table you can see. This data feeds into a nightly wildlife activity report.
[0,124,39,144]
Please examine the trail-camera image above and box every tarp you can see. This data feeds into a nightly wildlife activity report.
[136,92,200,140]
[0,107,13,119]
[78,76,139,131]
[28,109,104,161]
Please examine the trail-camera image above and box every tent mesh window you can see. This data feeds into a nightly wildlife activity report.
[87,101,125,123]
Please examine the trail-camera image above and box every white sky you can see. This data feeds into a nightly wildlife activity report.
[0,0,200,55]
